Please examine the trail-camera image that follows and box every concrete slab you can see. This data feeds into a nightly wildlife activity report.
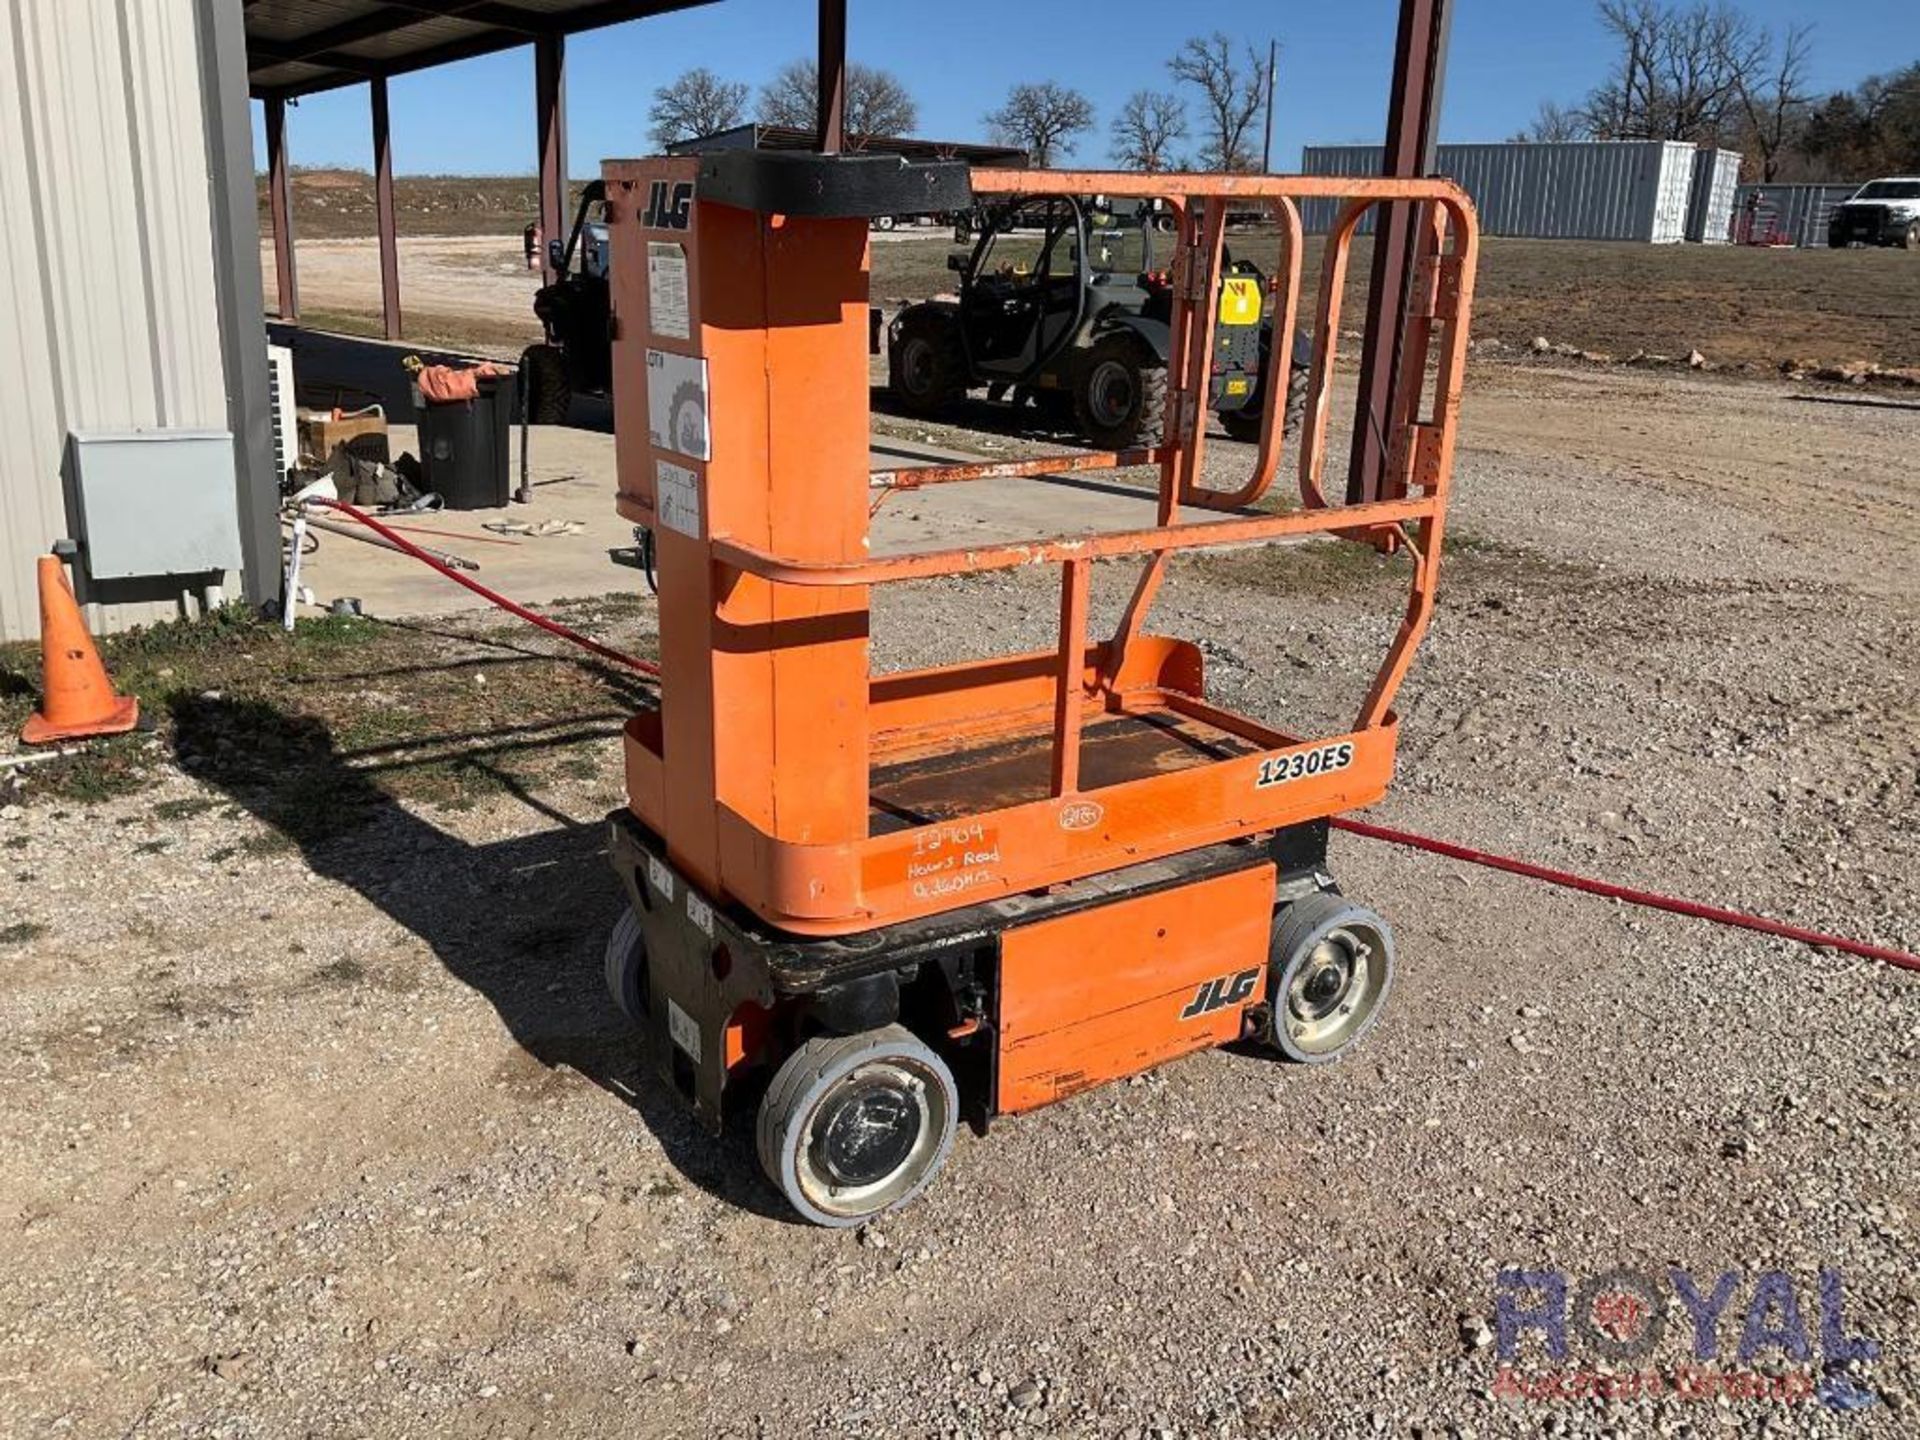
[297,423,987,619]
[293,420,1222,622]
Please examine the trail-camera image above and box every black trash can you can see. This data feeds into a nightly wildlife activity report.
[416,374,514,509]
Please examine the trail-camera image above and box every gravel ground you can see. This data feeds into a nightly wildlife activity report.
[1,362,1915,1437]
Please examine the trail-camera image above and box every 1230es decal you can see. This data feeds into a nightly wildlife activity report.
[1256,741,1355,790]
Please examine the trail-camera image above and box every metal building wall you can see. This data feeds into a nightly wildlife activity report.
[1730,183,1860,247]
[1300,140,1702,243]
[0,0,240,640]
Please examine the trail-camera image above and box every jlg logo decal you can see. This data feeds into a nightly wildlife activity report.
[642,180,694,231]
[1179,967,1260,1021]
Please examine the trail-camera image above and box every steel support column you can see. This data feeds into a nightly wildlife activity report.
[535,31,568,285]
[193,0,280,613]
[1346,0,1453,503]
[816,0,846,153]
[265,92,298,320]
[371,75,402,339]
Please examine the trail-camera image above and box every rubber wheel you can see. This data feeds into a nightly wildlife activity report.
[1220,362,1309,444]
[604,906,649,1025]
[756,1024,958,1227]
[1074,334,1167,450]
[1906,221,1920,252]
[874,214,897,232]
[1266,893,1395,1065]
[522,343,571,424]
[888,310,966,418]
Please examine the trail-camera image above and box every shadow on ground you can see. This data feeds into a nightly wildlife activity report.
[169,689,785,1219]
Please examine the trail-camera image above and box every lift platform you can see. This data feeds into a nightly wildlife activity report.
[600,148,1478,1224]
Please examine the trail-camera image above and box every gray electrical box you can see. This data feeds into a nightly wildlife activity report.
[67,430,242,580]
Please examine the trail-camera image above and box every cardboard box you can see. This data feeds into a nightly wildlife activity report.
[299,411,390,468]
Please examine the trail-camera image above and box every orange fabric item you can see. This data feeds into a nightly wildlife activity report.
[414,361,513,404]
[21,556,139,745]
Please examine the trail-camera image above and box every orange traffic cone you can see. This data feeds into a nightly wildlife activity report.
[21,555,139,745]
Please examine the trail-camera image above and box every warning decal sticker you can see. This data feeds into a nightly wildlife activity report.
[646,242,690,340]
[646,348,710,461]
[655,460,701,539]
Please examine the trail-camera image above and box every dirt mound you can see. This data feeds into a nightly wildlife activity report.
[292,166,367,190]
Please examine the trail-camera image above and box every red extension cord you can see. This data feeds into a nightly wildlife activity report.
[303,497,1918,975]
[307,498,660,678]
[1335,817,1919,973]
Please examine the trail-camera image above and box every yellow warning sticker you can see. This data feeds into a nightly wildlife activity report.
[1219,277,1263,326]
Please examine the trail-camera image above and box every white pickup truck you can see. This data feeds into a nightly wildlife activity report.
[1828,177,1920,250]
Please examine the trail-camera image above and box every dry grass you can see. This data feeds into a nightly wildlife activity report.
[0,602,655,824]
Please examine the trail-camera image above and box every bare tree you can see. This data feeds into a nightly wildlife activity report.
[757,59,918,137]
[1585,0,1667,138]
[1110,90,1188,171]
[1661,3,1762,142]
[648,67,749,149]
[1517,100,1589,143]
[1585,1,1762,144]
[1730,22,1814,180]
[1167,33,1272,171]
[985,82,1095,167]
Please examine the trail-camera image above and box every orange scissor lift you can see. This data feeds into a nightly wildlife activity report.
[600,149,1477,1225]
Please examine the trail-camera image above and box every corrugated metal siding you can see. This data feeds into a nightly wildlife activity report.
[1709,155,1743,240]
[1649,142,1696,243]
[1686,149,1743,243]
[1300,141,1711,243]
[1730,183,1861,247]
[0,0,232,640]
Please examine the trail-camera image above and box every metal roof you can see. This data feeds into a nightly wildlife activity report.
[245,0,719,99]
[668,124,1029,168]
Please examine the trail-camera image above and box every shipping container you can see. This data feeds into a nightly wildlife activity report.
[1729,183,1862,247]
[1299,140,1703,243]
[1686,149,1743,243]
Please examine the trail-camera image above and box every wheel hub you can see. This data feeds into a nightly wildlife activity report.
[1281,922,1387,1058]
[793,1057,947,1217]
[808,1076,922,1188]
[1292,946,1356,1021]
[901,338,936,393]
[1087,360,1135,426]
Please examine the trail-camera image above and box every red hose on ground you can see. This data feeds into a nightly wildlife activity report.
[1333,816,1920,974]
[301,498,661,679]
[300,498,1914,975]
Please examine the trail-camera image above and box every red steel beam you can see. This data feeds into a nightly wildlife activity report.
[816,0,846,153]
[264,92,298,320]
[371,76,402,339]
[535,31,568,286]
[1347,0,1453,504]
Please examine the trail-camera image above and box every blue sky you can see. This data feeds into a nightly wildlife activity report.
[252,0,1911,177]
